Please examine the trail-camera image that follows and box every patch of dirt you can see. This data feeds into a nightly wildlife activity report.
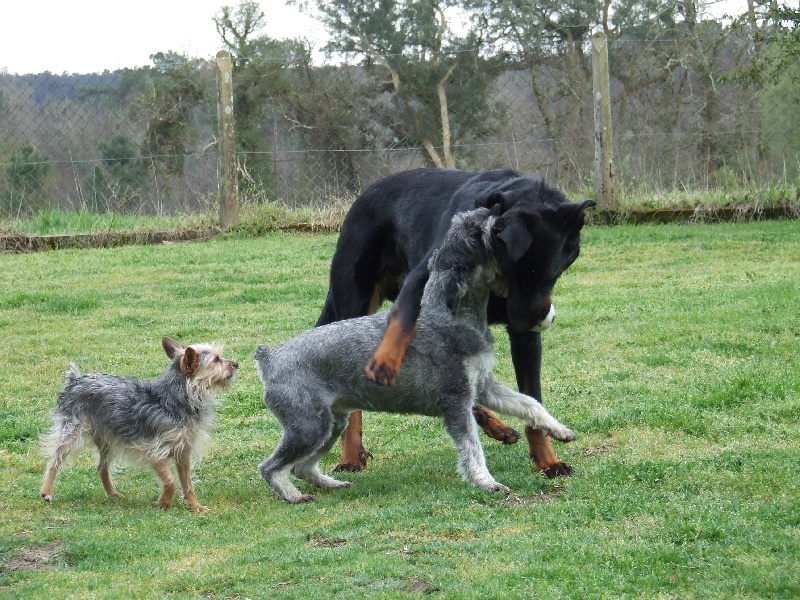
[1,229,215,254]
[2,541,67,573]
[584,443,616,457]
[505,491,560,505]
[404,578,437,594]
[308,534,347,548]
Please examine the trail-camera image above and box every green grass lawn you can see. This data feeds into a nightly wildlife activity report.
[1,221,799,599]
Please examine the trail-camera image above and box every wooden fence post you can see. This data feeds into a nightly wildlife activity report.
[215,50,239,229]
[592,31,616,211]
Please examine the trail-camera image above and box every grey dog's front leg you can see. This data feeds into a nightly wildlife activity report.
[441,403,510,494]
[482,379,575,442]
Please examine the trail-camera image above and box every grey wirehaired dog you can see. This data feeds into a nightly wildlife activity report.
[40,337,238,512]
[255,207,577,503]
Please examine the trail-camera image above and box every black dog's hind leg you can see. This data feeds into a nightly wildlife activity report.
[509,329,572,478]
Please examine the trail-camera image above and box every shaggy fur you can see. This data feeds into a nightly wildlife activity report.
[40,337,238,512]
[255,208,578,503]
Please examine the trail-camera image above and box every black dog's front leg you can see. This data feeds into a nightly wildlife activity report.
[365,263,430,385]
[508,328,573,478]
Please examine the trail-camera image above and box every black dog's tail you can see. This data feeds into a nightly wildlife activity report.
[316,290,337,327]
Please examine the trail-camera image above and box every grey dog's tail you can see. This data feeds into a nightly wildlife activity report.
[254,344,270,362]
[253,344,271,383]
[63,363,82,386]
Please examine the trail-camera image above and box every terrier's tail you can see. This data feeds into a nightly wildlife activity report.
[63,363,82,386]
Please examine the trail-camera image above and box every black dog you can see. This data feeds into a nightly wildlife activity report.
[317,168,594,475]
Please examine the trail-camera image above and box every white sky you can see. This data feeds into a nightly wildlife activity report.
[0,0,326,75]
[1,0,746,75]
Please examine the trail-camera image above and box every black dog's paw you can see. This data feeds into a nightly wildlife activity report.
[472,406,521,444]
[540,462,573,478]
[364,359,399,386]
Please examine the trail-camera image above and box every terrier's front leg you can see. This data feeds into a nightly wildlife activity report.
[152,459,176,511]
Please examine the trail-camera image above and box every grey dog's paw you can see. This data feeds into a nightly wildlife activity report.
[552,427,576,443]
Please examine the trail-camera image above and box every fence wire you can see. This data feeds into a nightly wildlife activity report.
[1,33,798,218]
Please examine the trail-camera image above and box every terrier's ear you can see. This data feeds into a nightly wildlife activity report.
[180,346,199,376]
[162,337,185,359]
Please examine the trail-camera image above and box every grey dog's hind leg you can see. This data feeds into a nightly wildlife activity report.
[291,412,353,491]
[441,402,510,494]
[259,398,338,503]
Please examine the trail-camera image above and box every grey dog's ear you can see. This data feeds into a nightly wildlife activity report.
[162,337,185,359]
[442,273,466,316]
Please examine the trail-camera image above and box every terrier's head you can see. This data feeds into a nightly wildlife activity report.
[162,337,239,395]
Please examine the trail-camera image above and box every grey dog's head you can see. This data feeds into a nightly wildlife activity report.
[428,196,593,330]
[427,208,498,316]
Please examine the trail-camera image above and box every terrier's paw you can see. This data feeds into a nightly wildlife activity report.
[41,492,54,503]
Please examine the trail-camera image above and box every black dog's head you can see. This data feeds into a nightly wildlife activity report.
[476,179,595,332]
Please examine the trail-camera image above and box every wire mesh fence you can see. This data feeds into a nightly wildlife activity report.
[1,28,798,219]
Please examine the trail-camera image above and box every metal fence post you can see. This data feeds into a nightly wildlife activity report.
[592,32,616,211]
[215,50,239,229]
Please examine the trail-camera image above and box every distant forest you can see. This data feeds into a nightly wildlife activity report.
[1,0,798,216]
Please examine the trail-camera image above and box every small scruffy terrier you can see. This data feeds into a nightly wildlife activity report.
[40,337,238,512]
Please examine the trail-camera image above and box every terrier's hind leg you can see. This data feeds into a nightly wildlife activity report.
[95,439,122,499]
[442,404,509,494]
[40,417,85,502]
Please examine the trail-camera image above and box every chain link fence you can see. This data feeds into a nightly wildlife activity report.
[1,30,798,219]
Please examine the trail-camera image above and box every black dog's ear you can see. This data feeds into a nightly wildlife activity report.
[556,199,596,228]
[475,191,505,212]
[493,212,536,262]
